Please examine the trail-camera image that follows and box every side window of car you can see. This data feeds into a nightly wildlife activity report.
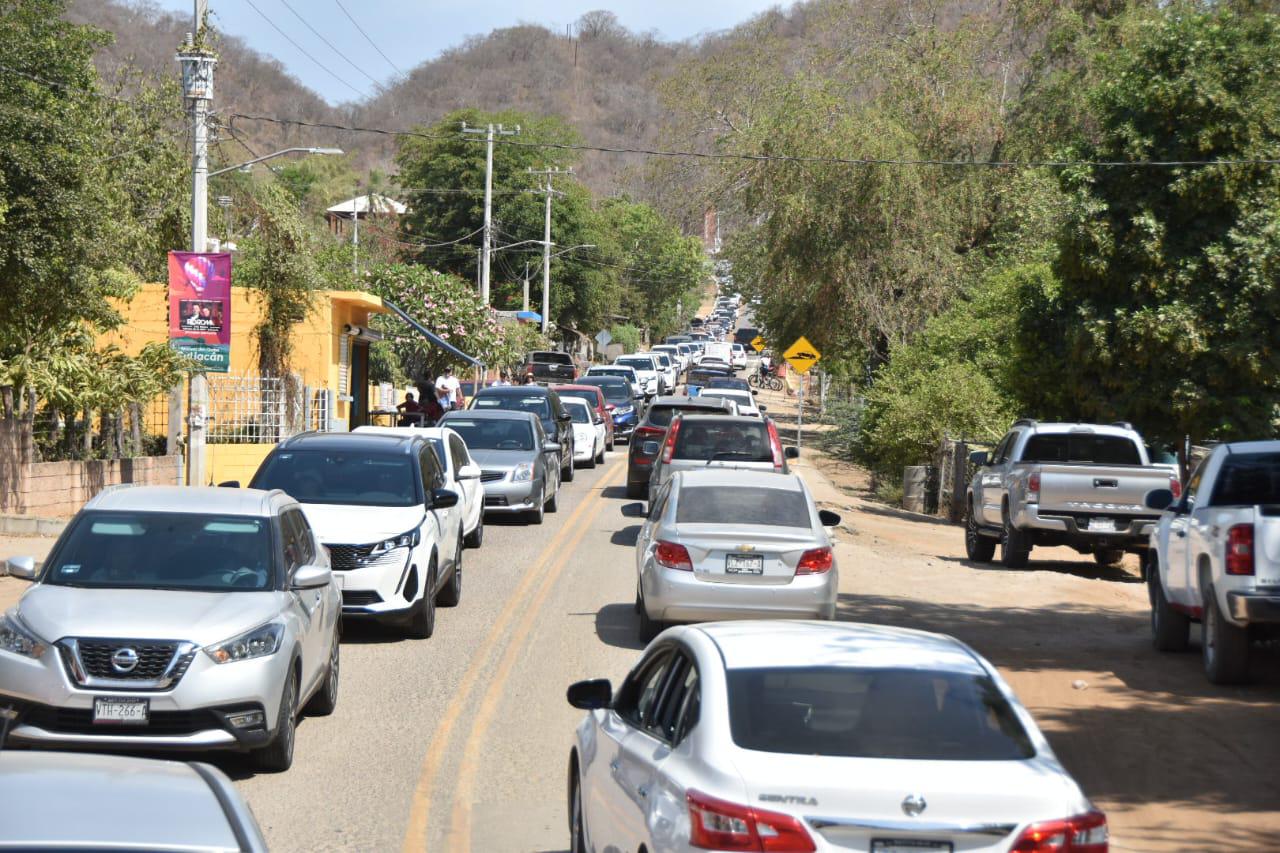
[650,653,700,744]
[616,650,674,730]
[425,446,447,490]
[449,436,469,473]
[993,432,1015,465]
[1184,460,1208,509]
[649,482,672,521]
[285,509,316,566]
[279,511,304,575]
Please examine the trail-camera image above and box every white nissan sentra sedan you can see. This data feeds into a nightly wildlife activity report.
[635,469,840,641]
[567,621,1107,853]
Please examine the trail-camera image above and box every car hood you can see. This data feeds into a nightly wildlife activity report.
[299,503,426,544]
[469,448,539,469]
[18,586,288,646]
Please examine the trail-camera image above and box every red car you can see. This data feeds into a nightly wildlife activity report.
[552,384,616,452]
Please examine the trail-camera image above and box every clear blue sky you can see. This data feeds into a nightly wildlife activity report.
[153,1,788,104]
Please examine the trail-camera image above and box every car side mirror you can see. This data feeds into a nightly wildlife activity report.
[1144,488,1175,511]
[566,678,612,710]
[594,415,604,425]
[457,464,481,480]
[6,556,36,580]
[218,480,241,488]
[759,405,768,412]
[292,563,332,590]
[543,441,562,453]
[785,446,800,459]
[969,450,990,467]
[818,509,842,528]
[431,488,460,509]
[751,390,758,396]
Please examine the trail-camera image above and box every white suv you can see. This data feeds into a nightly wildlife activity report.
[250,432,463,639]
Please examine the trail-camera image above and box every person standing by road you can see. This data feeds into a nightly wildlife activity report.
[435,366,461,412]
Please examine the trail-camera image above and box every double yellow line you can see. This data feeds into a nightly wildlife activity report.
[401,460,624,853]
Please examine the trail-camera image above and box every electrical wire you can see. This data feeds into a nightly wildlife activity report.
[333,0,406,77]
[240,0,369,100]
[275,0,391,94]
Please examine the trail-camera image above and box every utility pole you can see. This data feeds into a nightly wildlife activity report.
[529,167,571,336]
[522,261,531,312]
[461,122,519,304]
[177,0,216,486]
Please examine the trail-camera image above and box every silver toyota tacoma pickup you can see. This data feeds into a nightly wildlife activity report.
[965,419,1178,568]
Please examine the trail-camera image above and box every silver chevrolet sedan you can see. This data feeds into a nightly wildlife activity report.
[440,409,562,524]
[0,486,340,772]
[635,469,841,641]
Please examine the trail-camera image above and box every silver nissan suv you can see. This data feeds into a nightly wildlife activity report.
[0,486,341,772]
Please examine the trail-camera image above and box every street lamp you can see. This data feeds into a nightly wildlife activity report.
[209,147,344,178]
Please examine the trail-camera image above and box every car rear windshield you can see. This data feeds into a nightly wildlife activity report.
[583,382,630,403]
[564,402,592,424]
[1211,453,1280,506]
[472,394,551,419]
[646,404,721,428]
[1020,433,1142,465]
[529,352,572,365]
[674,420,770,462]
[442,418,535,452]
[46,511,275,591]
[726,667,1035,761]
[617,358,654,371]
[253,451,421,507]
[676,486,808,527]
[558,389,600,409]
[706,378,751,392]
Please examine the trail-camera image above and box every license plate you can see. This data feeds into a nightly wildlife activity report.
[93,697,149,725]
[725,554,764,574]
[1090,518,1117,532]
[871,841,953,853]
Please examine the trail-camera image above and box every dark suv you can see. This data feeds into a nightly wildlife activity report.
[625,395,733,498]
[469,385,576,482]
[522,351,577,383]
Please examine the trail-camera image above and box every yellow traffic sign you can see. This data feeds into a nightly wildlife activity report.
[783,336,821,374]
[750,335,766,353]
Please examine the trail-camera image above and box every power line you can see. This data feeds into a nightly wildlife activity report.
[229,110,1280,170]
[240,0,369,100]
[333,0,406,77]
[274,0,390,94]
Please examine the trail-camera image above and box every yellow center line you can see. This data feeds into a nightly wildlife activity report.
[400,460,624,853]
[445,463,622,851]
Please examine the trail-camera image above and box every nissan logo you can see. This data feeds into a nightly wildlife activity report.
[901,794,927,817]
[111,647,139,673]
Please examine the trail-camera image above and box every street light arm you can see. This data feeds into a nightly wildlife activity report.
[209,147,343,178]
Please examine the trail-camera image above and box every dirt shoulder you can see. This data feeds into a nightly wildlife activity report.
[782,408,1280,851]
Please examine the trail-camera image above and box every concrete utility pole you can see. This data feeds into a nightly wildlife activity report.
[462,122,520,304]
[352,182,360,276]
[177,0,216,486]
[522,261,531,312]
[529,167,571,336]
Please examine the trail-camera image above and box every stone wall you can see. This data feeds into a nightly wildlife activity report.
[2,455,182,517]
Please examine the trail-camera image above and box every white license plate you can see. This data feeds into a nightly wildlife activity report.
[871,841,953,853]
[1090,518,1117,532]
[725,554,764,574]
[93,697,149,725]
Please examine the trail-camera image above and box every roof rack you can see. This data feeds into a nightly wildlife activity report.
[1012,418,1038,428]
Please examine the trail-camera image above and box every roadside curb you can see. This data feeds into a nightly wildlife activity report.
[0,514,67,539]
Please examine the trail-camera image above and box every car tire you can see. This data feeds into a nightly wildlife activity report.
[252,671,298,773]
[964,501,997,563]
[584,449,597,469]
[563,455,576,482]
[1095,549,1126,567]
[607,434,614,452]
[305,632,340,716]
[464,514,484,549]
[546,476,559,513]
[1202,583,1250,684]
[1148,565,1189,653]
[568,760,587,853]
[637,589,663,643]
[437,534,463,607]
[528,489,546,525]
[596,442,606,464]
[407,562,438,639]
[626,481,646,500]
[1001,509,1032,568]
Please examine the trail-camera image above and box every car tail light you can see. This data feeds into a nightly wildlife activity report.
[1169,475,1182,500]
[1226,524,1255,575]
[1028,471,1041,501]
[606,403,616,412]
[1010,810,1108,852]
[687,790,816,852]
[766,420,784,471]
[662,419,682,463]
[655,541,693,571]
[796,547,833,575]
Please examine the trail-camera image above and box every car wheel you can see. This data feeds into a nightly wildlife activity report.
[437,533,463,607]
[568,760,587,853]
[607,434,614,452]
[407,562,437,639]
[1202,583,1250,684]
[1001,508,1031,568]
[305,632,340,716]
[546,476,559,513]
[528,488,546,524]
[637,589,663,643]
[584,447,597,469]
[563,453,576,482]
[964,501,996,563]
[464,513,484,549]
[1148,566,1189,653]
[252,671,298,772]
[596,442,606,464]
[1094,549,1126,567]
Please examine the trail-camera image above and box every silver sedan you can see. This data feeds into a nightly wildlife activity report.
[634,469,840,641]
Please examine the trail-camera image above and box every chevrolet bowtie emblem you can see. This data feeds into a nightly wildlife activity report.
[735,544,756,552]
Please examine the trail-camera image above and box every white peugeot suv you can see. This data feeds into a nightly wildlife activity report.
[249,432,463,639]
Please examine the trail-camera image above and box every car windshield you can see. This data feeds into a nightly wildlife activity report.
[253,451,420,507]
[1020,434,1142,465]
[707,378,751,392]
[442,418,535,452]
[676,486,808,527]
[473,394,551,419]
[1211,453,1280,506]
[582,381,630,403]
[727,667,1035,761]
[45,511,275,592]
[674,421,770,461]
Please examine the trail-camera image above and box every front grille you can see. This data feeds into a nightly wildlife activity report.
[480,470,506,483]
[326,543,375,572]
[484,495,509,507]
[75,640,182,681]
[22,704,225,737]
[342,590,383,607]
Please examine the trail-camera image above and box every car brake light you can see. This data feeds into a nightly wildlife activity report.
[662,419,682,463]
[1010,810,1108,852]
[1028,471,1041,500]
[1169,475,1182,500]
[1226,524,1255,575]
[655,541,693,571]
[796,547,833,574]
[687,790,816,852]
[766,420,784,470]
[634,426,665,443]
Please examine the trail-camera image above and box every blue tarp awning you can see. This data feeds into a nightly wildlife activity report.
[381,299,484,367]
[516,310,542,323]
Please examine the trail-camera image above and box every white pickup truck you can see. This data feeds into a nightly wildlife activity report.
[965,420,1178,568]
[1145,440,1280,684]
